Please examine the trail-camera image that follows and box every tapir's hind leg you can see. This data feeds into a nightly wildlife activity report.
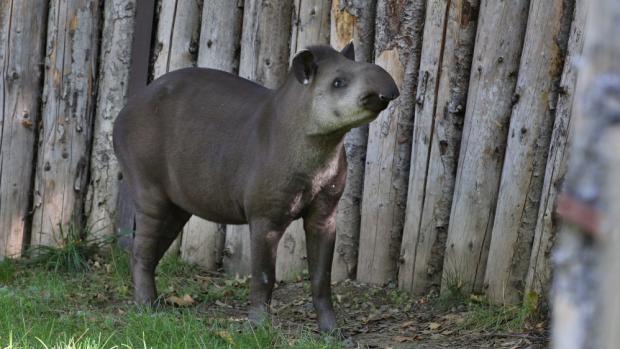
[132,206,190,305]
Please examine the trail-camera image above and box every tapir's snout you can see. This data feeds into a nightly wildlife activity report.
[359,66,400,113]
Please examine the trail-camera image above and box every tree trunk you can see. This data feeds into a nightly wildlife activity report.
[551,0,620,347]
[224,0,293,277]
[484,0,574,305]
[85,0,136,240]
[181,0,243,270]
[399,0,480,295]
[31,0,101,247]
[329,0,377,282]
[274,0,330,282]
[357,0,425,285]
[0,1,48,258]
[525,0,587,299]
[441,0,530,294]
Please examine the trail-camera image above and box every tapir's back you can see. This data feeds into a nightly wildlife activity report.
[113,67,271,222]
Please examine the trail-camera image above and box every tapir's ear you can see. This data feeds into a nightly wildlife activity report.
[341,41,355,61]
[292,50,317,85]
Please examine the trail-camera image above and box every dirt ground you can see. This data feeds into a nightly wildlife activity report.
[182,270,549,349]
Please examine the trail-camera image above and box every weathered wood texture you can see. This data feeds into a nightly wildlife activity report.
[484,0,574,304]
[224,0,293,277]
[399,0,479,295]
[86,0,136,240]
[197,0,243,72]
[525,0,587,299]
[275,0,330,282]
[0,1,48,258]
[181,0,243,270]
[441,0,530,294]
[31,0,100,246]
[602,128,620,349]
[551,0,620,347]
[152,0,201,78]
[357,0,426,285]
[329,0,377,281]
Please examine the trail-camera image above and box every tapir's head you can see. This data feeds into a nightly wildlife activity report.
[289,43,399,136]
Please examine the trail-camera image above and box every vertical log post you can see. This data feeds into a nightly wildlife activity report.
[275,0,330,282]
[31,0,101,246]
[525,0,588,299]
[0,1,48,258]
[441,0,530,294]
[399,0,480,295]
[329,0,377,282]
[551,0,620,347]
[357,0,426,285]
[86,0,137,240]
[224,0,293,277]
[180,0,244,270]
[484,0,574,304]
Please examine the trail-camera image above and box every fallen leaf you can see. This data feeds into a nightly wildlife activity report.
[215,330,234,344]
[394,336,415,343]
[429,322,441,330]
[166,294,195,307]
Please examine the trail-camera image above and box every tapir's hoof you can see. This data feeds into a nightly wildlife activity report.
[248,306,271,327]
[317,314,338,333]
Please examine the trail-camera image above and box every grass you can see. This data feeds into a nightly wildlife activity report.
[0,231,343,349]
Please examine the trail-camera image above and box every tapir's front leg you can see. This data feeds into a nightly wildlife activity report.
[303,202,338,332]
[248,219,285,324]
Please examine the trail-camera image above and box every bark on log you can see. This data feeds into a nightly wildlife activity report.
[399,0,479,295]
[357,0,425,285]
[31,0,101,247]
[275,0,330,282]
[85,0,136,240]
[197,0,243,72]
[329,0,377,282]
[0,1,48,258]
[525,0,587,299]
[181,0,243,270]
[152,0,201,77]
[224,0,293,277]
[441,0,530,294]
[551,0,620,347]
[484,0,574,305]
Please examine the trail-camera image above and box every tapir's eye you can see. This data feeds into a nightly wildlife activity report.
[332,78,346,88]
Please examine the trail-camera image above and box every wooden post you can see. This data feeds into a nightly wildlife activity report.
[357,0,425,285]
[329,0,377,282]
[551,0,620,347]
[181,0,244,270]
[274,0,330,282]
[0,1,48,258]
[152,0,201,78]
[224,0,293,277]
[525,0,588,299]
[441,0,530,294]
[399,0,480,295]
[484,0,574,304]
[86,0,137,240]
[31,0,101,247]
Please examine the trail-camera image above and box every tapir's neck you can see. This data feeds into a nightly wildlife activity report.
[267,78,346,170]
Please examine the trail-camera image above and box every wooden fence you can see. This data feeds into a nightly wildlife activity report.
[0,0,586,305]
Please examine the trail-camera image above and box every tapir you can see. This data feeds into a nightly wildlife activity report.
[113,43,399,332]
